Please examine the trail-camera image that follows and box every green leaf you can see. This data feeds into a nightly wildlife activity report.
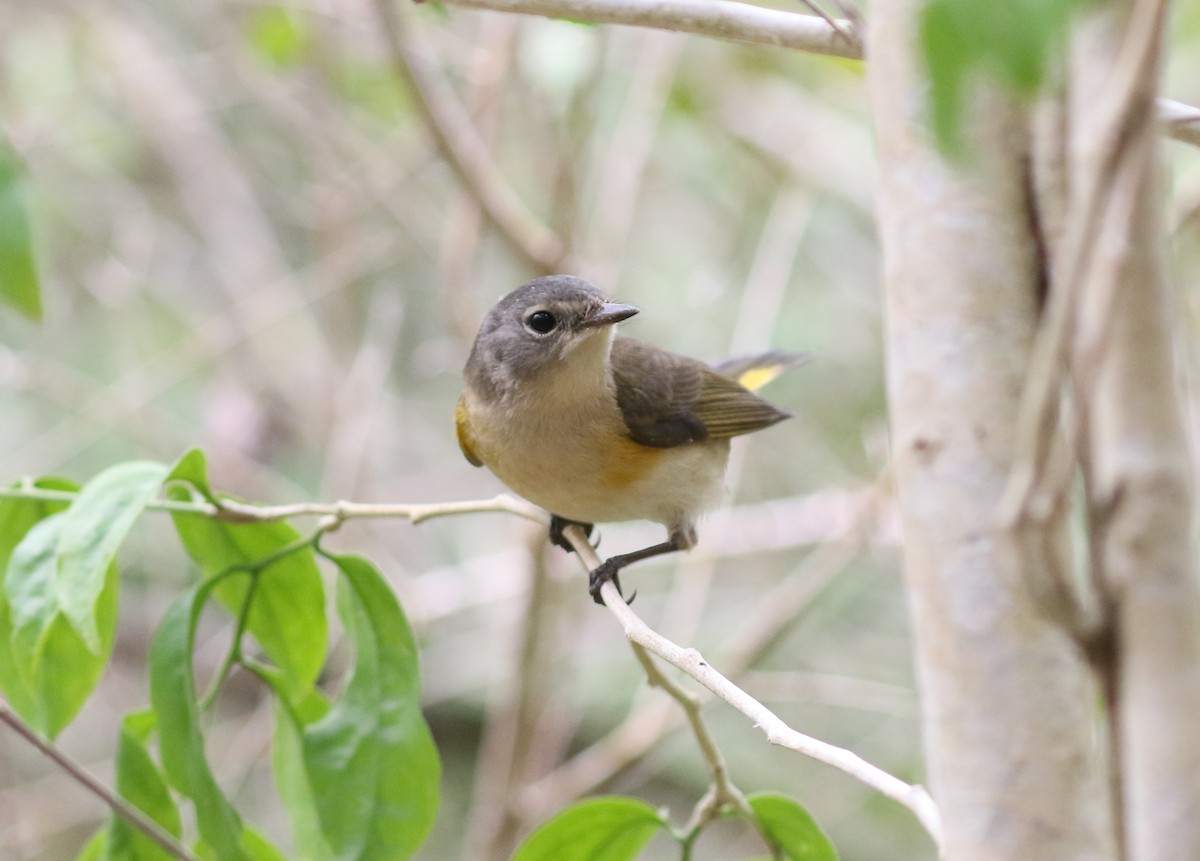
[919,0,1078,152]
[919,0,970,152]
[167,449,327,703]
[149,583,249,861]
[75,831,106,861]
[262,660,335,861]
[270,691,335,861]
[0,477,76,570]
[54,461,169,651]
[194,827,290,861]
[106,710,184,861]
[269,552,440,861]
[746,793,838,861]
[511,796,666,861]
[0,142,42,320]
[1,464,160,737]
[4,513,120,737]
[0,477,77,721]
[236,827,290,861]
[245,5,313,68]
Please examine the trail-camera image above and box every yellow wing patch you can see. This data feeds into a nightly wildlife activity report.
[735,365,784,393]
[715,350,810,393]
[455,396,484,467]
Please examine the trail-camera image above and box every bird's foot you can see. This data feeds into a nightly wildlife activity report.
[549,515,596,553]
[588,560,635,606]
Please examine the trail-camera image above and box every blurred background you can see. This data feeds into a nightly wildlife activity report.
[0,0,1196,858]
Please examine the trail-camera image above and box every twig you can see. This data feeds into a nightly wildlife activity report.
[1160,98,1200,148]
[0,702,202,861]
[0,484,548,528]
[431,0,1200,157]
[517,497,871,816]
[560,525,943,847]
[372,0,571,273]
[630,645,743,812]
[627,644,779,857]
[435,0,862,58]
[793,0,852,45]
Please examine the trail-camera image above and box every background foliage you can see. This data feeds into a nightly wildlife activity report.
[0,0,1197,859]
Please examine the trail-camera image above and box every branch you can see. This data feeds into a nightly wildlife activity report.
[559,525,943,848]
[434,0,862,58]
[431,0,1200,153]
[517,490,876,817]
[627,642,783,857]
[0,702,202,861]
[628,644,748,814]
[1160,98,1200,148]
[0,485,548,528]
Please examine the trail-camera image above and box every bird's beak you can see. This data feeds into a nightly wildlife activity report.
[580,302,639,329]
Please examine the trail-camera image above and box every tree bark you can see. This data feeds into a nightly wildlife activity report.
[1069,4,1200,859]
[867,0,1115,858]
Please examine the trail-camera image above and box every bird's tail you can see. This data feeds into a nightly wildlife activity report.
[714,350,812,392]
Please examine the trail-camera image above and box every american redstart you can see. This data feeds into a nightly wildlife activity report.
[457,275,807,602]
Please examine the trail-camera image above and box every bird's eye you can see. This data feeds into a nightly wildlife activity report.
[526,310,557,334]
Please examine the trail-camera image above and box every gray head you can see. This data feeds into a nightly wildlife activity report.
[465,275,639,400]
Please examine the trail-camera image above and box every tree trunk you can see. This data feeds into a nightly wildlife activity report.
[867,0,1115,858]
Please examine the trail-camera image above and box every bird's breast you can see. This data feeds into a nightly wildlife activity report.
[462,383,729,528]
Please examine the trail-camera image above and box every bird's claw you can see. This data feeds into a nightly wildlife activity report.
[588,561,635,606]
[549,516,595,553]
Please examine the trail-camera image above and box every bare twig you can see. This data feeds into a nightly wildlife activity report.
[793,0,852,45]
[436,0,862,58]
[517,495,872,816]
[629,644,744,814]
[559,525,943,847]
[0,484,548,528]
[627,644,779,856]
[0,703,201,861]
[432,0,1200,157]
[1160,98,1200,148]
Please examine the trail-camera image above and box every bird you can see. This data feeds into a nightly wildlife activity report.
[456,274,805,603]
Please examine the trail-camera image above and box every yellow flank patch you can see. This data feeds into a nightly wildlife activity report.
[736,365,784,392]
[455,396,484,467]
[600,437,665,490]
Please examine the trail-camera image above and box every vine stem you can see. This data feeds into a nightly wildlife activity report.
[0,702,202,861]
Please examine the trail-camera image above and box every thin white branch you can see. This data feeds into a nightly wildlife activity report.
[560,525,943,848]
[0,484,548,527]
[431,0,863,58]
[1160,98,1200,148]
[432,0,1200,151]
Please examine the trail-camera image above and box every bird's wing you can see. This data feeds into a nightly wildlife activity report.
[455,395,484,466]
[611,337,791,448]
